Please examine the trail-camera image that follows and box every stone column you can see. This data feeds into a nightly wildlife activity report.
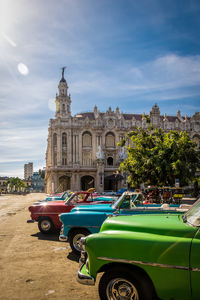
[51,181,54,194]
[76,135,79,163]
[57,130,61,166]
[53,172,59,192]
[71,173,78,191]
[73,134,76,163]
[68,130,72,165]
[51,132,54,167]
[75,172,81,190]
[79,133,82,165]
[95,135,99,160]
[46,171,52,194]
[96,159,104,193]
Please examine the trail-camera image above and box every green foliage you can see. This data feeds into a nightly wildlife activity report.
[119,127,200,187]
[39,169,45,179]
[9,177,26,191]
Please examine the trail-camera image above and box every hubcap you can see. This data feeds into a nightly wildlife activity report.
[41,220,51,231]
[106,278,139,300]
[73,233,86,251]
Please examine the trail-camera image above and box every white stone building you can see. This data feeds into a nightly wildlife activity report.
[45,71,200,194]
[24,162,33,180]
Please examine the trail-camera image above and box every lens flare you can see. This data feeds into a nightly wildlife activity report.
[48,98,56,112]
[17,63,29,75]
[1,31,16,47]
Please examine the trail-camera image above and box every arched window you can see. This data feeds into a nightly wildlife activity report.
[62,104,65,112]
[62,133,67,146]
[82,131,92,147]
[107,157,113,166]
[62,155,67,165]
[105,132,115,147]
[82,152,92,166]
[81,175,95,190]
[53,133,57,146]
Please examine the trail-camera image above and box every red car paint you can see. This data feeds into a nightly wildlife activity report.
[28,191,113,230]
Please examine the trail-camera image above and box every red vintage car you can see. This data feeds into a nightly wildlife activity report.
[27,191,115,234]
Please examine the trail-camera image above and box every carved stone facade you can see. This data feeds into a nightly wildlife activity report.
[45,73,200,194]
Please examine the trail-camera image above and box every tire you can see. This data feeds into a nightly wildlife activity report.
[68,229,90,255]
[38,218,54,234]
[99,268,154,300]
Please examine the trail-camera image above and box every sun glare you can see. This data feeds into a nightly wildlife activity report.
[0,0,14,33]
[1,31,16,47]
[48,99,56,112]
[0,0,18,49]
[17,63,29,76]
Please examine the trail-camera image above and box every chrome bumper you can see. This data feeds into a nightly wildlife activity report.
[59,225,68,242]
[77,263,95,286]
[59,234,68,242]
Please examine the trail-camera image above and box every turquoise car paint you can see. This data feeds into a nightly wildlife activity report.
[60,211,108,237]
[71,192,179,214]
[71,203,114,213]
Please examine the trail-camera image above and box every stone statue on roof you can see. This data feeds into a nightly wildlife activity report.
[96,145,104,160]
[62,66,66,79]
[119,147,127,160]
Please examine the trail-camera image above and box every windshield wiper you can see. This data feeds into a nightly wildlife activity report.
[182,215,187,223]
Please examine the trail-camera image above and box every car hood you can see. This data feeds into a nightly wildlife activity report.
[100,214,196,238]
[71,203,114,213]
[29,201,66,211]
[60,211,108,227]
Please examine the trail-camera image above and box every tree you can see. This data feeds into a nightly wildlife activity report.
[9,177,26,192]
[119,126,200,187]
[39,169,45,179]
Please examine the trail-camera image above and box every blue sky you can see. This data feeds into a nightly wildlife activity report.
[0,0,200,178]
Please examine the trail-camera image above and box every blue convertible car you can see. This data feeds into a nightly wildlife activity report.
[59,192,186,255]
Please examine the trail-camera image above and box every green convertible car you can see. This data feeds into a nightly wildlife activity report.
[77,198,200,300]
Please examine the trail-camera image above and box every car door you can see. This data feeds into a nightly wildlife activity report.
[190,228,200,300]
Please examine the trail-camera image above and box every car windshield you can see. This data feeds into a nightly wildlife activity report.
[62,191,68,198]
[65,193,88,204]
[112,193,139,209]
[64,194,70,201]
[182,199,200,227]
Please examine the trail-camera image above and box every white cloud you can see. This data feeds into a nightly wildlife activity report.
[0,0,200,177]
[69,54,200,98]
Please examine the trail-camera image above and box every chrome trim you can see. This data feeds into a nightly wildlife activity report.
[97,256,191,271]
[191,268,200,272]
[32,212,59,215]
[59,234,68,242]
[65,225,100,228]
[77,264,95,286]
[79,251,87,267]
[80,236,86,251]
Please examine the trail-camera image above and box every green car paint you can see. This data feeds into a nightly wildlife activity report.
[78,200,200,300]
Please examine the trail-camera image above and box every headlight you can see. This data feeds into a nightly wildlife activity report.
[80,236,86,251]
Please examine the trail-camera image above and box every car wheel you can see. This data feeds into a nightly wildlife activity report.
[69,229,90,255]
[99,268,154,300]
[38,218,54,234]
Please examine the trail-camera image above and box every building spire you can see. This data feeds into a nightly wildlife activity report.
[62,66,66,79]
[55,67,71,119]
